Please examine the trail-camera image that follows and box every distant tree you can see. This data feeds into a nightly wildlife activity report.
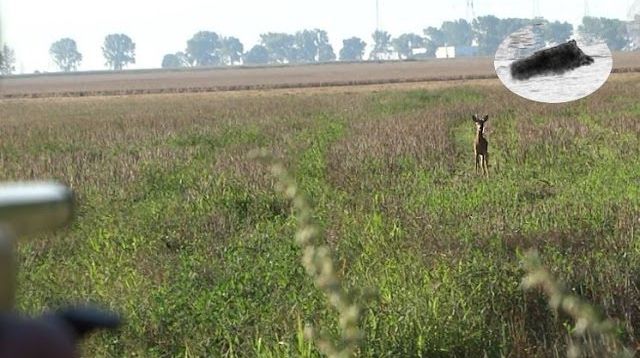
[186,31,221,66]
[498,18,534,46]
[161,54,178,68]
[316,30,336,62]
[0,45,16,75]
[423,27,443,57]
[260,32,296,63]
[579,16,630,50]
[220,37,244,65]
[318,43,336,62]
[243,45,270,65]
[441,19,474,46]
[392,33,425,59]
[295,29,318,63]
[339,37,367,61]
[424,27,446,47]
[102,34,135,70]
[543,21,574,45]
[472,16,532,56]
[162,52,189,68]
[49,38,82,72]
[176,51,189,66]
[473,16,503,56]
[369,30,393,60]
[293,29,335,63]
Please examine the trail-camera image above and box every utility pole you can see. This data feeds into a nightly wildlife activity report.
[376,0,380,31]
[532,0,541,19]
[466,0,475,21]
[584,0,590,17]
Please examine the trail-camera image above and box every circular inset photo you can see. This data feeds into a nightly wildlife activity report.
[494,24,612,104]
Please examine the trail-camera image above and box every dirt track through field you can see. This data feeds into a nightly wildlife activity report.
[1,52,638,99]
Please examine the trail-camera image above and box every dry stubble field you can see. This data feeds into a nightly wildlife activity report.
[1,61,640,356]
[1,52,639,98]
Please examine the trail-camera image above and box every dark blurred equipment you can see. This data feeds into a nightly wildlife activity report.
[0,182,121,358]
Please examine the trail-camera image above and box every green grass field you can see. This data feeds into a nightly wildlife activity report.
[1,74,640,356]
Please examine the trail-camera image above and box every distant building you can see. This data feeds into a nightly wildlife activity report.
[411,48,427,57]
[435,46,456,58]
[435,46,478,59]
[407,48,435,60]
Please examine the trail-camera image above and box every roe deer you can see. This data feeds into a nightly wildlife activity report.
[472,114,489,176]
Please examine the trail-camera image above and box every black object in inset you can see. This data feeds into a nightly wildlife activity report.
[510,40,594,80]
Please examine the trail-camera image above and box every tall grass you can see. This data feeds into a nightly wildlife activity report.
[251,149,363,357]
[1,73,639,356]
[522,250,633,357]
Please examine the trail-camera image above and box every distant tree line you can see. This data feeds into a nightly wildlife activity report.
[0,15,635,76]
[162,16,632,68]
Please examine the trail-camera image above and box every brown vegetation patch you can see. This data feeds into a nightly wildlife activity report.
[327,109,454,191]
[517,116,590,147]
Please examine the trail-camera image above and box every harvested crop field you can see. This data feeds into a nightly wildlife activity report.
[2,69,640,356]
[1,52,638,98]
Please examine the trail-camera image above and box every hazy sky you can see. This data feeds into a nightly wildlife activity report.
[1,0,637,73]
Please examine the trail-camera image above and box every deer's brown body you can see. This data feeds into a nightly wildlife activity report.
[472,114,489,176]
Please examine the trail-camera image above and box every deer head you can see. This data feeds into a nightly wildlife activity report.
[472,114,489,134]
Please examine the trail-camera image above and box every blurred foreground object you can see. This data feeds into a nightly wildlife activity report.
[0,182,74,236]
[0,182,121,357]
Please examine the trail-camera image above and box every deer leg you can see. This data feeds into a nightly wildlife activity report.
[475,153,479,174]
[483,153,489,177]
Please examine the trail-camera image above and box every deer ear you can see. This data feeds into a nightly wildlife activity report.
[483,114,489,122]
[472,114,479,122]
